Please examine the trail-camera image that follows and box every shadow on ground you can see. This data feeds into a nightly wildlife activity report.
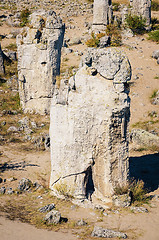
[0,161,39,172]
[129,153,159,192]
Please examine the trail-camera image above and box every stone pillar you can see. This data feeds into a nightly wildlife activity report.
[0,43,5,74]
[92,0,113,32]
[50,48,131,200]
[16,10,65,114]
[129,0,151,26]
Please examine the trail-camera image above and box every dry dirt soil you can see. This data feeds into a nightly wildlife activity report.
[0,1,159,240]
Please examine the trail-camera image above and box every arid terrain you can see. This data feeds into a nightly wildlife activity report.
[0,0,159,239]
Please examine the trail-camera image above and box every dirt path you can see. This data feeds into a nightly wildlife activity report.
[0,215,77,240]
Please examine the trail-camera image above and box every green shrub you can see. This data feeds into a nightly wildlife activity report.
[106,24,122,46]
[151,0,159,11]
[125,14,146,34]
[151,17,159,30]
[20,9,31,27]
[147,30,159,43]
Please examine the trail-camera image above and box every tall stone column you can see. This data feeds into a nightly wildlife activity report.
[16,10,65,114]
[129,0,151,26]
[50,48,131,200]
[92,0,113,32]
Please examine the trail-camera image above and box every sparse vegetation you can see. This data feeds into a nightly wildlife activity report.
[114,179,150,205]
[86,24,122,48]
[125,14,146,35]
[106,24,122,46]
[112,2,120,11]
[5,43,17,51]
[150,89,158,100]
[147,30,159,43]
[151,0,159,11]
[20,8,31,27]
[85,32,104,47]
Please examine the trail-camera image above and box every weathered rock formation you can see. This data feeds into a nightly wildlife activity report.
[0,43,5,74]
[50,48,131,200]
[92,0,113,32]
[129,0,151,26]
[16,10,65,114]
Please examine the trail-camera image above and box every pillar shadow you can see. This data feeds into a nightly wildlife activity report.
[129,153,159,192]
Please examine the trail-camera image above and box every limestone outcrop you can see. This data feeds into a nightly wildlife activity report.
[50,48,131,200]
[16,10,65,114]
[129,0,151,26]
[0,43,5,74]
[92,0,113,32]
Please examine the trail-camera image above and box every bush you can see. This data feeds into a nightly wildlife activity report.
[147,30,159,43]
[20,9,31,27]
[105,24,122,46]
[125,14,146,34]
[151,17,159,31]
[114,179,149,204]
[85,32,105,47]
[151,0,159,11]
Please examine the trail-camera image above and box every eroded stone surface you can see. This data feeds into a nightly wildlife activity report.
[16,10,65,114]
[92,0,113,32]
[50,48,131,200]
[129,0,151,26]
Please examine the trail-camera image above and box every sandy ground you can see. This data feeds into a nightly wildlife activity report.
[0,214,77,240]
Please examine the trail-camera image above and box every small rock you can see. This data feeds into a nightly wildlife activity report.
[0,187,6,194]
[17,178,32,192]
[7,126,19,132]
[130,206,148,213]
[152,50,159,59]
[39,203,55,213]
[91,226,127,238]
[7,187,14,194]
[99,36,110,48]
[103,212,108,216]
[30,121,37,129]
[44,210,61,224]
[76,219,87,226]
[1,121,6,126]
[112,193,131,208]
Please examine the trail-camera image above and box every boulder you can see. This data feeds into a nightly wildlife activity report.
[39,203,55,213]
[91,226,127,238]
[112,193,131,207]
[130,129,159,147]
[44,210,61,224]
[17,178,32,191]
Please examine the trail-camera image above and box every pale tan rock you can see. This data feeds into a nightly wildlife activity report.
[17,10,65,114]
[50,48,131,200]
[92,0,113,32]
